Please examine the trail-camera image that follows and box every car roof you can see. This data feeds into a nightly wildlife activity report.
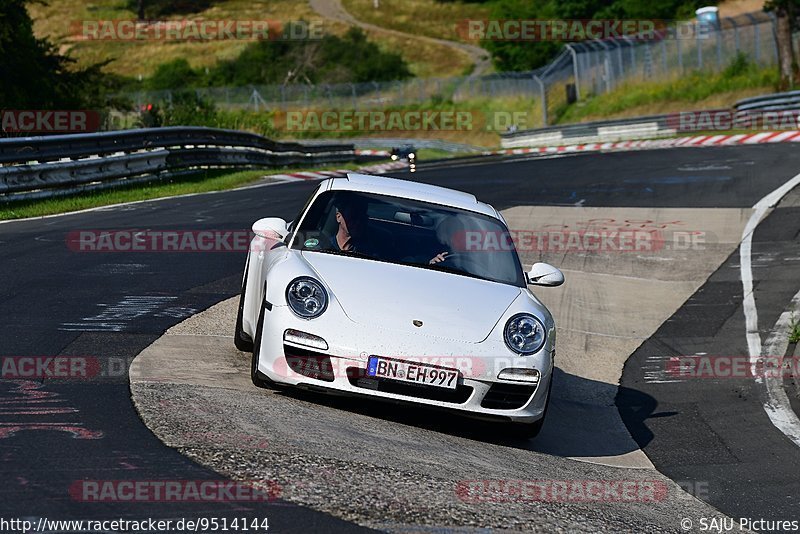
[326,173,499,218]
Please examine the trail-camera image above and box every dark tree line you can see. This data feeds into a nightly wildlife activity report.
[129,0,217,19]
[1,0,105,109]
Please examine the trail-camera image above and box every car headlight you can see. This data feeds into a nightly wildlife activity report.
[286,277,328,319]
[504,313,546,355]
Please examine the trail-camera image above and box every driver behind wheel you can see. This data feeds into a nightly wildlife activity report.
[429,214,466,265]
[331,194,396,259]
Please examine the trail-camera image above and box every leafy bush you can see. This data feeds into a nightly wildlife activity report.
[160,91,217,126]
[138,91,276,137]
[148,59,201,90]
[722,52,753,79]
[142,27,411,89]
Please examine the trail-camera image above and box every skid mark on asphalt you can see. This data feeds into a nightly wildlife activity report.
[0,380,103,439]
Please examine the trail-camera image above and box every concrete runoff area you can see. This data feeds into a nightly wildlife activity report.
[132,309,721,532]
[129,203,754,530]
[502,206,751,467]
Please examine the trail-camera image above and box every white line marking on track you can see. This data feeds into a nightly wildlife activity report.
[760,289,800,445]
[740,170,800,447]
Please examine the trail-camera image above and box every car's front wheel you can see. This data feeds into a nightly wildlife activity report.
[234,265,254,352]
[250,300,276,389]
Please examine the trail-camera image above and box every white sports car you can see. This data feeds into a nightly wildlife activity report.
[235,173,563,437]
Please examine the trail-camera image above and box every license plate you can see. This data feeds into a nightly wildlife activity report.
[366,356,459,390]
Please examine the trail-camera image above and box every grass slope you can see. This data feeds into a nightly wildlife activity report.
[28,0,470,79]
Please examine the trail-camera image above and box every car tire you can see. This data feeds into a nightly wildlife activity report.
[234,265,254,352]
[506,375,552,439]
[250,300,276,389]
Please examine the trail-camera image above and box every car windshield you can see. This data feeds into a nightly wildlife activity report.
[291,190,526,287]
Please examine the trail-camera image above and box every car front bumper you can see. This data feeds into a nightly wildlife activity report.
[255,305,553,423]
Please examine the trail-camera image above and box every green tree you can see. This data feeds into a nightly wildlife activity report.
[147,59,200,90]
[765,0,800,89]
[205,27,410,86]
[0,0,105,109]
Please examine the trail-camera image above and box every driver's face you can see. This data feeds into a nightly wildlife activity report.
[337,209,366,239]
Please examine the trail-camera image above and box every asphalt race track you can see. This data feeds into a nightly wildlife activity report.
[1,143,799,531]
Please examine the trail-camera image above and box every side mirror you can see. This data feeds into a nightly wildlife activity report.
[527,262,564,287]
[252,217,289,239]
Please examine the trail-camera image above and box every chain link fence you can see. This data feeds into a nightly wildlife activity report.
[535,12,779,126]
[121,70,544,114]
[117,12,780,130]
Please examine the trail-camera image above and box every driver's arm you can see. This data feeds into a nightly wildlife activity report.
[429,251,449,264]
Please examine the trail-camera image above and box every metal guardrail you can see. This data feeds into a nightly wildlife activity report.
[732,91,800,128]
[501,88,800,149]
[500,113,681,148]
[735,90,800,112]
[0,127,355,202]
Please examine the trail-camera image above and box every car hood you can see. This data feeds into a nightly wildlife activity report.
[301,251,521,343]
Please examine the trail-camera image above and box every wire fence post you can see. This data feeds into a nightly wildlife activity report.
[697,26,703,69]
[533,75,547,127]
[751,16,761,64]
[565,44,580,100]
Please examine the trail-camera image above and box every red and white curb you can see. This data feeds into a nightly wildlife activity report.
[495,131,800,156]
[269,161,408,182]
